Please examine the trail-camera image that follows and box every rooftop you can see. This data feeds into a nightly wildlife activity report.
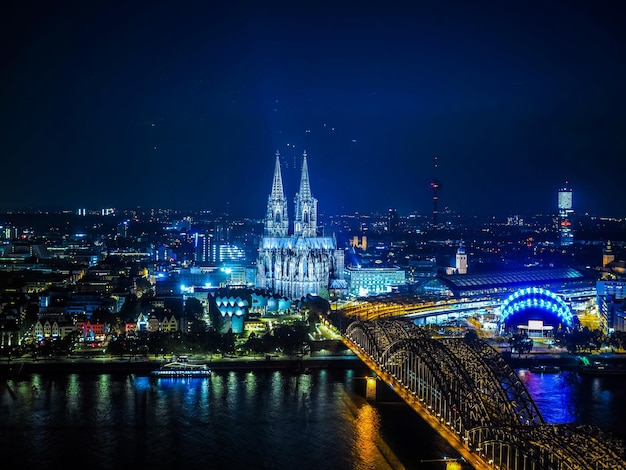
[438,267,594,291]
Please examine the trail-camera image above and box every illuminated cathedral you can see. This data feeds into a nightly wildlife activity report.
[256,151,344,300]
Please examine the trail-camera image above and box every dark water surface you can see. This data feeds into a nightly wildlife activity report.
[518,368,626,439]
[0,369,457,470]
[1,367,625,469]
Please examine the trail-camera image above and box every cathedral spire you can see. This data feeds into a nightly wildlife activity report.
[265,151,289,237]
[294,150,318,237]
[298,150,312,199]
[271,151,285,200]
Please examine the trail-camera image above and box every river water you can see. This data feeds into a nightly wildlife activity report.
[1,367,625,470]
[518,368,626,438]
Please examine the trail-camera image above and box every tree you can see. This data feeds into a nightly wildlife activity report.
[508,333,533,356]
[271,323,309,356]
[119,294,141,323]
[184,297,203,318]
[20,301,39,339]
[91,307,118,330]
[464,329,480,342]
[608,331,626,351]
[299,294,330,331]
[220,329,236,355]
[134,276,153,296]
[185,297,207,333]
[185,297,205,320]
[559,327,601,354]
[207,303,225,333]
[244,333,268,357]
[317,287,330,301]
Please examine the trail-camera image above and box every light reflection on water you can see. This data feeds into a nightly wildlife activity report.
[518,368,626,438]
[9,368,623,468]
[518,369,579,423]
[0,370,460,469]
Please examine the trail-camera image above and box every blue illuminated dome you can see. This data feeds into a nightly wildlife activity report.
[500,287,573,329]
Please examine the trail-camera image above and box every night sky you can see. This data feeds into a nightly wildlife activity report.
[1,1,625,218]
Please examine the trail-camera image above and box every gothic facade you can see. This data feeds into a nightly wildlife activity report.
[257,151,344,300]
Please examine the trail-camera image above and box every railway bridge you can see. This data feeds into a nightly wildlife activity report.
[344,318,626,470]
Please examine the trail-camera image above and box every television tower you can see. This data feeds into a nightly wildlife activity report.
[430,156,442,228]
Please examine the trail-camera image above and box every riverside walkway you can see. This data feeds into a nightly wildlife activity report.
[0,350,365,376]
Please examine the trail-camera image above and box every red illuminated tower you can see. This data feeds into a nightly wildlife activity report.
[430,156,442,227]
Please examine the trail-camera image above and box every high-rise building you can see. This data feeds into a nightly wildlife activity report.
[257,151,344,300]
[557,183,574,246]
[193,232,212,263]
[116,221,129,238]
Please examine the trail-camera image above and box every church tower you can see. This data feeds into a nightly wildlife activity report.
[603,240,615,268]
[264,151,289,237]
[456,240,468,274]
[293,151,318,237]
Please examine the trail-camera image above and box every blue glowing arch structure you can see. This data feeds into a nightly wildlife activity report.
[500,287,573,327]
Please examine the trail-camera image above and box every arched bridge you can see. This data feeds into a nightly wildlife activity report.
[344,318,626,470]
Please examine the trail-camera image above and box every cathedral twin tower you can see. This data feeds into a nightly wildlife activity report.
[257,151,344,300]
[264,150,317,238]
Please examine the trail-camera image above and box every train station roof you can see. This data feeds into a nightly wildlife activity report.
[437,267,596,295]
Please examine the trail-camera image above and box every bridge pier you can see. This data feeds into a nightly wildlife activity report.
[365,376,377,401]
[364,375,406,402]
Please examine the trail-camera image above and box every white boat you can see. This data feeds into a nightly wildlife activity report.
[530,365,561,374]
[151,361,211,377]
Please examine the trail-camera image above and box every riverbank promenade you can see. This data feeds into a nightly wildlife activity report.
[2,341,626,377]
[0,351,366,376]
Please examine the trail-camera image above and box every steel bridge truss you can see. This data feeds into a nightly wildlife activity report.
[345,318,626,470]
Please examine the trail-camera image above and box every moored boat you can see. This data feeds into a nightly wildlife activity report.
[151,361,212,377]
[578,363,626,376]
[530,365,561,374]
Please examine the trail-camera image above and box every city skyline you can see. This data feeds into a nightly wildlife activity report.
[1,1,625,218]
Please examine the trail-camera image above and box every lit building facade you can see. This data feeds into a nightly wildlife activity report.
[211,243,245,263]
[558,184,574,246]
[345,265,406,297]
[193,232,212,263]
[603,240,615,268]
[350,236,367,250]
[597,279,626,330]
[257,151,344,300]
